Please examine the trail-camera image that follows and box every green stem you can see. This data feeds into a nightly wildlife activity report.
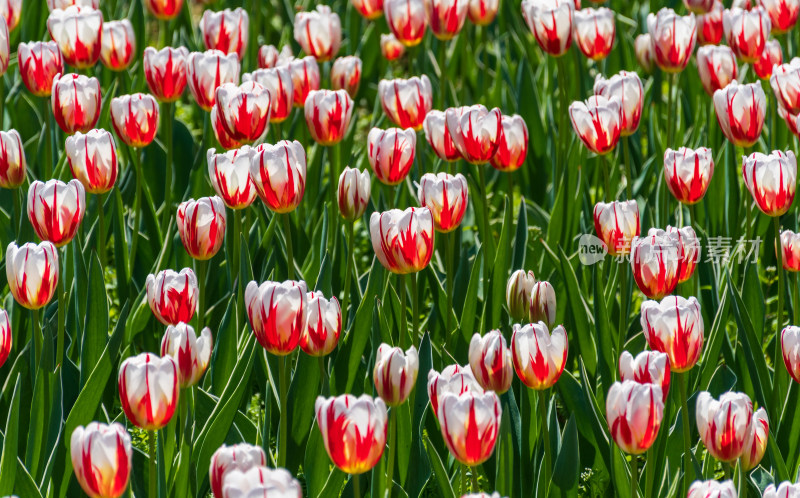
[460,464,467,496]
[98,193,107,268]
[233,209,242,325]
[278,354,289,467]
[679,372,693,495]
[399,274,408,348]
[32,307,41,369]
[195,259,207,331]
[353,473,361,498]
[161,102,174,232]
[538,390,552,491]
[445,231,455,350]
[555,56,569,171]
[737,459,746,498]
[471,466,479,493]
[44,100,54,180]
[410,271,419,347]
[477,164,490,293]
[318,355,328,395]
[794,272,799,325]
[631,454,638,498]
[282,213,294,280]
[601,154,611,201]
[439,41,447,108]
[128,147,143,276]
[773,216,787,420]
[623,136,633,199]
[666,74,675,148]
[148,430,157,498]
[385,408,397,498]
[618,263,628,358]
[0,75,5,128]
[179,387,187,446]
[329,144,340,208]
[56,248,65,368]
[644,448,654,498]
[342,221,355,326]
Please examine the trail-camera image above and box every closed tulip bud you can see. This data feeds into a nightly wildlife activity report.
[755,39,783,79]
[698,1,725,45]
[724,7,772,63]
[428,365,483,418]
[100,20,134,71]
[368,127,416,185]
[70,422,132,498]
[374,343,420,405]
[469,0,499,25]
[593,200,640,256]
[18,41,63,97]
[145,268,198,325]
[213,82,271,145]
[209,444,267,498]
[469,331,513,394]
[245,280,308,355]
[446,105,502,163]
[511,322,568,389]
[353,0,384,18]
[331,56,362,96]
[315,394,388,474]
[143,46,189,103]
[207,147,257,209]
[66,129,117,194]
[287,56,320,106]
[51,73,101,134]
[381,33,406,60]
[606,381,664,454]
[0,0,20,30]
[647,8,698,72]
[210,106,242,150]
[423,110,460,161]
[379,75,433,130]
[490,114,528,171]
[250,140,307,213]
[417,172,468,232]
[437,391,502,466]
[594,71,643,137]
[529,281,556,327]
[294,5,342,61]
[424,0,469,40]
[337,167,371,221]
[0,309,9,368]
[781,230,800,271]
[176,196,227,260]
[765,482,800,498]
[569,95,621,155]
[6,241,59,310]
[110,93,159,148]
[200,8,248,60]
[686,0,716,14]
[118,353,179,430]
[696,391,753,462]
[634,34,655,72]
[521,0,575,57]
[28,179,86,247]
[781,325,800,382]
[160,323,212,388]
[771,58,800,113]
[649,225,699,283]
[506,270,536,322]
[619,350,671,401]
[143,0,183,20]
[385,0,427,46]
[741,407,768,470]
[663,147,715,205]
[370,207,435,274]
[187,50,240,111]
[697,45,738,95]
[641,296,704,372]
[300,291,341,356]
[243,67,294,123]
[714,81,766,147]
[0,129,25,189]
[257,44,293,69]
[221,467,302,498]
[574,8,615,60]
[305,89,354,145]
[688,480,737,498]
[759,0,799,32]
[630,232,681,299]
[742,150,797,216]
[47,6,102,69]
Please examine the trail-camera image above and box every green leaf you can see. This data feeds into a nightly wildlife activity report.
[286,353,321,473]
[80,253,108,387]
[489,196,512,327]
[423,432,456,498]
[552,414,580,493]
[0,374,21,494]
[511,195,528,270]
[557,246,598,375]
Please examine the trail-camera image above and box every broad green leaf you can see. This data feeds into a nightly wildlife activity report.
[0,374,21,494]
[80,253,108,388]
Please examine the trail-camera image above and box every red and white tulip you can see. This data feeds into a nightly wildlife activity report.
[118,353,179,430]
[176,196,227,260]
[417,172,468,232]
[249,140,307,213]
[143,46,189,103]
[207,146,257,209]
[145,268,198,326]
[663,147,715,205]
[427,364,483,418]
[47,6,103,69]
[647,8,698,72]
[521,0,575,57]
[187,50,240,111]
[723,7,772,62]
[300,291,342,357]
[490,114,528,171]
[245,280,308,355]
[100,20,135,71]
[573,7,615,61]
[379,75,433,130]
[696,391,753,462]
[469,330,513,394]
[315,394,388,474]
[385,0,428,46]
[200,8,249,60]
[511,322,568,390]
[0,129,25,189]
[304,89,354,146]
[70,422,132,498]
[337,167,371,221]
[374,343,420,405]
[742,150,797,216]
[160,322,212,388]
[368,127,417,186]
[445,104,502,163]
[66,129,118,194]
[714,80,766,147]
[110,93,159,148]
[243,67,294,123]
[28,179,86,247]
[18,41,63,97]
[594,71,643,137]
[640,296,704,373]
[209,444,267,498]
[569,95,621,155]
[630,232,682,300]
[593,200,640,256]
[6,241,59,310]
[619,350,671,401]
[294,5,342,61]
[370,207,435,274]
[606,380,664,454]
[51,73,101,135]
[697,45,738,95]
[331,56,362,97]
[437,391,502,466]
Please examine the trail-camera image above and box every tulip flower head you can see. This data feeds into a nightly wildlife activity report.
[381,33,406,60]
[257,44,293,69]
[70,422,132,498]
[368,127,417,186]
[491,114,528,171]
[19,41,64,97]
[511,321,568,390]
[50,0,97,10]
[331,56,362,96]
[688,480,737,498]
[47,6,103,69]
[0,18,9,77]
[634,34,655,72]
[714,80,767,147]
[143,46,189,103]
[294,5,342,61]
[353,0,384,19]
[187,50,240,111]
[640,296,704,372]
[417,172,468,232]
[469,331,514,393]
[145,268,198,326]
[781,230,800,271]
[427,364,483,418]
[696,391,754,462]
[161,323,213,388]
[100,20,134,71]
[663,147,715,205]
[781,325,800,383]
[110,93,159,148]
[686,0,716,14]
[593,200,640,256]
[765,483,800,498]
[221,467,302,498]
[424,0,469,40]
[315,394,388,474]
[245,280,308,355]
[594,71,643,137]
[0,0,19,30]
[742,150,797,216]
[338,167,371,221]
[207,146,257,209]
[630,232,682,299]
[437,390,502,466]
[385,0,428,46]
[249,140,307,213]
[506,270,536,322]
[606,380,664,454]
[647,8,698,72]
[574,7,615,60]
[305,89,354,146]
[213,82,272,145]
[300,291,342,356]
[118,353,179,430]
[469,0,499,25]
[619,350,671,401]
[759,0,799,32]
[754,39,783,79]
[51,73,101,135]
[771,58,800,114]
[529,281,557,327]
[0,309,10,368]
[423,110,460,161]
[569,95,621,155]
[697,45,738,95]
[200,8,249,59]
[521,0,575,57]
[28,179,86,247]
[287,56,320,106]
[723,7,772,62]
[0,129,25,189]
[698,1,725,45]
[176,196,227,260]
[143,0,183,20]
[66,129,118,194]
[741,407,768,470]
[209,444,267,498]
[651,225,699,283]
[370,207,435,274]
[373,343,420,405]
[379,75,433,130]
[243,67,294,123]
[6,241,59,310]
[445,104,502,163]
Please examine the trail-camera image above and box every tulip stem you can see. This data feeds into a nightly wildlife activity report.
[445,231,455,350]
[555,56,569,172]
[128,147,143,277]
[794,272,799,324]
[601,154,611,201]
[31,308,41,368]
[678,372,693,496]
[439,41,447,108]
[538,390,552,492]
[399,274,408,348]
[477,164,491,295]
[282,213,294,280]
[318,356,328,395]
[411,271,419,347]
[233,209,242,324]
[342,221,355,326]
[773,216,787,420]
[98,193,107,268]
[460,464,467,495]
[195,258,207,332]
[161,102,174,232]
[471,466,479,492]
[43,100,53,180]
[385,408,397,498]
[630,454,638,498]
[278,354,289,467]
[737,459,746,498]
[618,262,629,358]
[623,137,633,199]
[56,249,65,368]
[353,473,361,498]
[148,430,157,498]
[644,448,654,498]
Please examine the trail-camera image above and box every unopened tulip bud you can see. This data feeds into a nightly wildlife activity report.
[634,34,655,73]
[741,407,768,470]
[370,207,435,274]
[641,296,704,372]
[606,380,664,454]
[118,353,179,430]
[417,172,468,232]
[287,56,320,106]
[200,8,249,59]
[574,7,615,61]
[663,147,715,204]
[506,270,536,321]
[52,73,101,135]
[490,114,528,171]
[294,5,342,61]
[423,110,460,161]
[437,391,502,465]
[6,241,59,310]
[0,129,25,189]
[781,230,800,271]
[511,322,568,390]
[300,291,341,356]
[144,46,189,103]
[176,196,227,260]
[374,343,420,405]
[381,33,406,60]
[66,129,118,194]
[593,200,640,256]
[619,350,671,401]
[315,394,388,473]
[742,150,796,216]
[161,322,212,388]
[28,179,86,247]
[427,365,483,418]
[379,75,433,130]
[0,309,9,368]
[47,6,103,69]
[250,140,307,213]
[696,391,753,461]
[337,167,371,221]
[647,8,698,72]
[469,331,513,393]
[245,280,308,355]
[331,56,362,96]
[100,20,135,71]
[529,281,556,327]
[146,268,198,326]
[209,444,267,498]
[71,422,132,498]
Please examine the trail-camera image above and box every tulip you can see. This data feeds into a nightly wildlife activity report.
[446,104,502,163]
[207,146,257,209]
[243,67,294,123]
[724,7,772,62]
[143,46,189,103]
[294,5,342,61]
[423,110,460,161]
[66,129,117,194]
[696,391,753,462]
[647,8,697,72]
[367,127,416,185]
[315,394,388,474]
[100,20,134,71]
[634,34,655,73]
[511,322,568,390]
[771,58,800,114]
[353,0,384,19]
[187,50,240,111]
[593,200,640,256]
[0,129,25,189]
[417,172,468,232]
[161,322,212,388]
[143,0,183,20]
[110,93,159,148]
[529,281,556,327]
[47,6,102,69]
[0,309,9,368]
[780,104,800,135]
[742,150,797,216]
[287,56,320,106]
[212,82,271,145]
[697,45,738,95]
[210,106,242,150]
[698,1,725,45]
[331,56,362,96]
[573,7,615,60]
[249,140,307,213]
[70,422,132,498]
[781,325,800,382]
[257,44,293,69]
[221,466,303,498]
[469,0,499,25]
[370,207,435,274]
[381,33,406,60]
[176,196,227,260]
[754,39,783,79]
[569,95,621,155]
[714,80,766,147]
[145,268,198,325]
[6,241,59,310]
[593,71,643,137]
[648,225,700,283]
[18,41,63,97]
[337,167,370,221]
[741,407,768,470]
[300,291,341,356]
[688,480,737,498]
[0,19,8,77]
[209,444,267,498]
[685,0,716,14]
[640,296,704,372]
[663,147,715,205]
[463,494,504,498]
[374,343,420,405]
[379,75,433,131]
[765,483,800,498]
[0,0,19,30]
[506,270,536,322]
[51,73,101,134]
[521,0,575,57]
[27,179,86,247]
[437,390,502,466]
[118,353,179,430]
[606,380,664,454]
[490,114,528,171]
[424,0,469,40]
[200,8,249,60]
[630,232,681,300]
[304,89,354,145]
[619,350,671,401]
[245,280,308,355]
[385,0,427,46]
[781,230,800,271]
[469,331,513,393]
[759,0,799,32]
[427,365,484,418]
